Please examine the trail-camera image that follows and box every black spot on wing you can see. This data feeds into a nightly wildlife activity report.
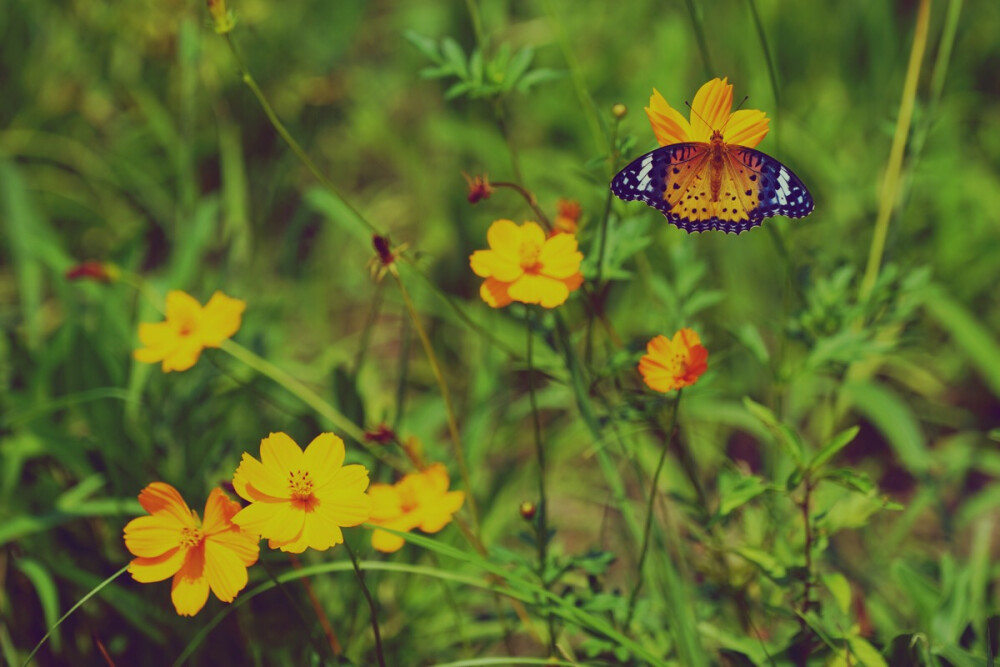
[731,146,814,222]
[610,143,705,219]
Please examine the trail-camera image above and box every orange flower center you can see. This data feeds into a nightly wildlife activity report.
[518,240,542,272]
[176,315,197,337]
[180,526,204,548]
[288,470,315,503]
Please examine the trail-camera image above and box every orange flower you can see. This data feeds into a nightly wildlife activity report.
[231,433,371,553]
[368,464,465,553]
[638,328,708,392]
[645,77,769,148]
[553,199,582,235]
[470,219,584,309]
[134,290,245,372]
[123,483,259,616]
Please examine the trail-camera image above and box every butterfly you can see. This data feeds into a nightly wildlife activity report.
[612,79,814,234]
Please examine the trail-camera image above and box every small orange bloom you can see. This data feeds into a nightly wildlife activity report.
[645,77,769,148]
[134,290,245,372]
[553,199,582,235]
[470,219,584,309]
[231,433,371,553]
[123,483,259,616]
[368,464,465,553]
[638,328,708,393]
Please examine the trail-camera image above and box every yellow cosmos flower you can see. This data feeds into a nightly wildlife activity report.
[123,483,259,617]
[645,77,769,148]
[231,433,371,553]
[469,219,584,309]
[638,328,709,393]
[134,290,246,372]
[368,463,466,553]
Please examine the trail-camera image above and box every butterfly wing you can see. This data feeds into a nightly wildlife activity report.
[611,144,814,234]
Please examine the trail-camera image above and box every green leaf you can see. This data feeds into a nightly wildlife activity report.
[504,47,535,89]
[717,474,771,517]
[16,559,62,651]
[822,571,852,615]
[821,468,875,495]
[849,636,889,667]
[514,68,564,94]
[923,284,1000,397]
[842,381,931,475]
[440,38,468,79]
[403,31,442,64]
[809,426,860,473]
[735,546,786,579]
[742,396,805,463]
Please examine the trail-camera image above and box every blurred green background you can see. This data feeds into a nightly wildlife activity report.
[3,0,1000,664]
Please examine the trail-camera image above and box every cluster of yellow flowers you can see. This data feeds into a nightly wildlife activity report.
[120,81,736,618]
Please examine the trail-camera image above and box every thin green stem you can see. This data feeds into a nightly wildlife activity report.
[352,281,384,378]
[858,0,930,303]
[746,0,780,109]
[219,340,406,470]
[393,273,480,532]
[463,0,486,50]
[491,181,551,229]
[525,307,556,654]
[494,100,525,186]
[625,390,681,628]
[222,34,377,236]
[343,541,386,667]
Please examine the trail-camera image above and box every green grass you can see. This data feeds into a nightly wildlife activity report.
[2,0,999,664]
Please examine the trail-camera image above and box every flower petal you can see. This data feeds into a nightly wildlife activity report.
[520,221,546,250]
[371,527,407,553]
[470,249,523,282]
[233,452,289,501]
[231,500,304,544]
[314,463,370,501]
[723,109,769,148]
[418,490,465,533]
[368,484,403,522]
[201,488,241,536]
[538,233,583,279]
[160,337,203,372]
[314,484,372,528]
[508,274,570,308]
[303,433,346,489]
[675,328,703,349]
[124,515,184,558]
[479,278,513,308]
[171,547,210,616]
[128,546,187,583]
[260,432,304,477]
[165,290,202,324]
[689,77,733,142]
[203,537,251,603]
[645,88,694,146]
[137,483,195,527]
[486,219,523,263]
[198,292,246,347]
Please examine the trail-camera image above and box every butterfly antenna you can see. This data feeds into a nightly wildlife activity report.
[720,95,750,135]
[684,100,713,130]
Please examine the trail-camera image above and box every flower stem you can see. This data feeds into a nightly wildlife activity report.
[393,274,481,532]
[219,340,407,470]
[625,390,682,629]
[526,306,556,654]
[343,540,386,667]
[858,0,930,303]
[491,181,551,229]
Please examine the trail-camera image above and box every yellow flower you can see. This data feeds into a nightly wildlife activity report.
[470,219,584,309]
[123,483,259,617]
[231,433,371,553]
[645,77,769,148]
[638,328,709,393]
[134,290,245,372]
[368,464,465,553]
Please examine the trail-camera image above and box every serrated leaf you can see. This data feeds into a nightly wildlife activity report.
[809,425,860,473]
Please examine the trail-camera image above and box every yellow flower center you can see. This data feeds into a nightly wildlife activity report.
[518,240,542,272]
[288,470,315,502]
[180,526,204,548]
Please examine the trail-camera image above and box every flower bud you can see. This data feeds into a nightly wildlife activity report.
[611,103,628,119]
[519,501,537,521]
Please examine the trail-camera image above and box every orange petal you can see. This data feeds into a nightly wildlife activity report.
[303,433,346,489]
[724,109,769,148]
[170,547,210,616]
[689,78,733,142]
[368,484,404,522]
[470,249,523,282]
[538,233,583,279]
[137,483,195,527]
[675,328,702,349]
[479,278,513,308]
[314,486,372,528]
[128,546,187,583]
[198,292,246,347]
[208,529,260,567]
[135,321,176,353]
[203,537,251,602]
[123,515,183,558]
[418,490,465,533]
[371,527,407,553]
[201,488,241,536]
[260,432,304,476]
[645,88,694,146]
